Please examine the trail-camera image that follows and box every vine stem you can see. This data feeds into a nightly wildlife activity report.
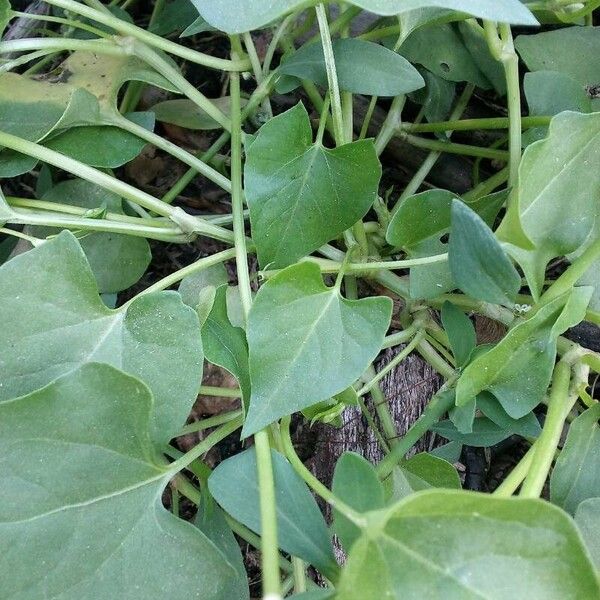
[493,443,536,497]
[41,0,250,71]
[403,115,552,134]
[229,36,281,599]
[281,417,366,527]
[315,3,345,146]
[520,362,575,498]
[399,133,509,160]
[0,130,234,243]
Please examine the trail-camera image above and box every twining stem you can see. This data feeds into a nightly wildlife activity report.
[41,0,251,71]
[0,130,234,242]
[168,417,243,474]
[316,3,345,146]
[132,248,237,298]
[178,409,243,436]
[110,113,232,192]
[357,330,425,396]
[229,37,281,599]
[403,115,552,134]
[520,362,575,498]
[540,237,600,305]
[281,417,366,527]
[493,443,536,497]
[376,386,456,479]
[399,133,510,160]
[10,10,112,39]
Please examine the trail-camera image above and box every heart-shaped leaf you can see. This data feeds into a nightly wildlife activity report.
[335,490,599,599]
[245,103,381,268]
[193,0,536,35]
[244,262,392,436]
[0,364,236,599]
[0,231,202,445]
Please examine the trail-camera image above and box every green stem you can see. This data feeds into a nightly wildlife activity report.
[292,558,307,594]
[357,331,425,396]
[399,133,509,160]
[0,130,234,243]
[403,115,552,134]
[0,226,42,246]
[198,386,241,398]
[375,95,406,156]
[0,37,127,57]
[11,10,111,38]
[316,3,345,146]
[540,238,600,305]
[0,49,60,73]
[493,443,536,497]
[110,113,231,192]
[133,248,237,298]
[179,409,243,436]
[42,0,251,71]
[520,362,574,498]
[376,386,456,479]
[168,417,243,474]
[281,417,366,527]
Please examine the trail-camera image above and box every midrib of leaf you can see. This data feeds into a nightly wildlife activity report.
[252,290,337,409]
[380,532,492,599]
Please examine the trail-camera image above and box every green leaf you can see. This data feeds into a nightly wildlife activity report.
[208,447,338,580]
[149,0,199,36]
[332,452,385,551]
[523,71,592,145]
[179,263,229,307]
[194,0,536,35]
[153,97,247,130]
[441,301,476,367]
[244,262,392,436]
[335,490,599,599]
[455,294,570,418]
[433,416,516,446]
[290,592,335,600]
[201,285,251,411]
[498,112,600,299]
[0,231,202,445]
[551,403,600,515]
[516,27,600,88]
[575,498,600,570]
[195,492,250,600]
[0,364,236,599]
[33,179,151,293]
[477,392,541,438]
[279,38,424,96]
[400,452,461,491]
[408,68,456,127]
[449,200,521,306]
[44,112,156,168]
[245,103,381,268]
[397,23,494,89]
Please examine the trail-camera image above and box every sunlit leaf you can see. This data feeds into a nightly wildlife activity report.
[0,364,236,599]
[245,103,381,268]
[244,262,392,436]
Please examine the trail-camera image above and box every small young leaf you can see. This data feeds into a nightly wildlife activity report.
[245,103,381,268]
[0,231,202,445]
[575,498,600,569]
[332,452,385,550]
[193,0,536,35]
[336,490,599,599]
[401,452,461,490]
[433,416,515,447]
[441,301,476,367]
[201,285,251,410]
[0,364,236,599]
[279,38,424,96]
[449,200,521,306]
[244,262,392,436]
[179,263,229,308]
[477,392,541,438]
[551,403,600,515]
[208,447,339,580]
